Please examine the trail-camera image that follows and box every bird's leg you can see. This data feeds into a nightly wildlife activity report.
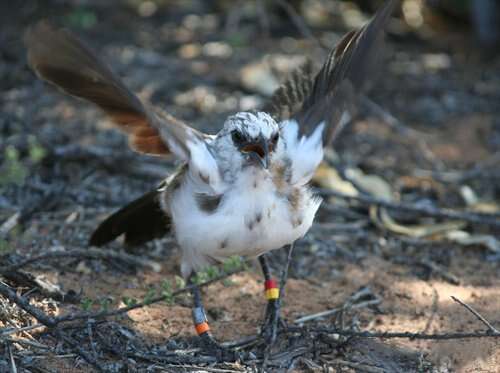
[188,274,238,361]
[258,242,295,346]
[259,254,279,339]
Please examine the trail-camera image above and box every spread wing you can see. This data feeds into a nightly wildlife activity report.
[89,187,171,247]
[266,0,398,147]
[25,22,204,160]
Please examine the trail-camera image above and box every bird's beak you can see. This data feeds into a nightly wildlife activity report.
[241,137,269,169]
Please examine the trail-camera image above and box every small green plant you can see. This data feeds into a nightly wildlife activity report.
[193,271,209,285]
[80,298,94,311]
[205,266,220,280]
[143,288,156,305]
[226,32,248,48]
[222,255,246,273]
[0,146,28,187]
[122,297,137,307]
[28,136,46,163]
[174,275,185,289]
[0,239,11,254]
[64,8,97,29]
[222,278,235,287]
[99,298,111,311]
[161,280,173,304]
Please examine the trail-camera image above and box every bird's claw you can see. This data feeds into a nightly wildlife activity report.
[198,333,245,362]
[259,300,283,347]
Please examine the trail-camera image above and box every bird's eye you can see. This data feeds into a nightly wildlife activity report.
[231,130,245,144]
[271,133,279,144]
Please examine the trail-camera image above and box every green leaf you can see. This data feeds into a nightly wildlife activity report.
[28,136,46,163]
[174,276,186,289]
[144,288,156,305]
[99,298,111,311]
[122,297,137,307]
[80,298,94,311]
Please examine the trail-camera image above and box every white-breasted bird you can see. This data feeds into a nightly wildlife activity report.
[25,0,398,356]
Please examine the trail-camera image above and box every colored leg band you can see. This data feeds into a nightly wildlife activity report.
[264,279,279,300]
[195,321,210,335]
[192,307,210,335]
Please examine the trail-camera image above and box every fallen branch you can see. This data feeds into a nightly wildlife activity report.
[0,281,57,327]
[287,326,500,340]
[54,330,105,372]
[294,298,381,324]
[2,269,80,303]
[0,247,161,275]
[317,188,500,228]
[54,267,244,324]
[289,295,500,340]
[451,295,500,334]
[295,287,381,324]
[418,259,460,285]
[0,267,245,328]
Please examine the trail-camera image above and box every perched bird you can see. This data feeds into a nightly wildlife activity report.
[25,0,397,356]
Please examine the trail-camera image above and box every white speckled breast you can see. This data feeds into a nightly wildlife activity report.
[169,166,321,278]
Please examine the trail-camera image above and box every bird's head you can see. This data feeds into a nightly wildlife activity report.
[218,112,280,170]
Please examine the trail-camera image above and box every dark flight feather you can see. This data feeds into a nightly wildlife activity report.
[89,165,187,248]
[266,0,398,146]
[263,61,315,123]
[89,188,170,247]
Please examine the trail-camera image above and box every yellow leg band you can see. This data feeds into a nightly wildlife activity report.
[265,288,279,300]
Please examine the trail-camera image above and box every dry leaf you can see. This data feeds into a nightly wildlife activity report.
[446,230,500,253]
[313,162,358,196]
[372,208,466,238]
[345,168,392,201]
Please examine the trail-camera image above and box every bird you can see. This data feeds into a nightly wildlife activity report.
[25,0,398,357]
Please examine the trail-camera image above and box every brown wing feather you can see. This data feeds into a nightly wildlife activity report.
[262,60,315,121]
[267,0,398,146]
[25,22,170,156]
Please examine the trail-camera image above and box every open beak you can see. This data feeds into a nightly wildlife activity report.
[241,137,269,169]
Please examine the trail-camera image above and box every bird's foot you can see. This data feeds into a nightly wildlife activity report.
[198,332,245,362]
[259,299,284,347]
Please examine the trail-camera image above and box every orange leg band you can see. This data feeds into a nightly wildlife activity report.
[195,321,210,335]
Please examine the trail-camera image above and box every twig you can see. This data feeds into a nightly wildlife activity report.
[54,267,245,324]
[7,342,18,373]
[4,336,50,350]
[361,96,444,168]
[0,247,161,275]
[0,281,56,327]
[272,0,327,50]
[294,298,381,324]
[221,335,259,349]
[334,359,385,373]
[451,296,500,334]
[0,266,243,330]
[419,259,460,285]
[286,326,500,340]
[55,330,105,372]
[422,287,438,334]
[2,269,80,303]
[317,188,500,228]
[414,152,500,183]
[0,212,20,238]
[0,323,45,337]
